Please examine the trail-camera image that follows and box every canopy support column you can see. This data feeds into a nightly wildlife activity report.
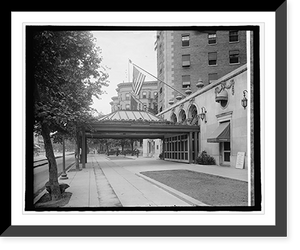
[189,132,193,164]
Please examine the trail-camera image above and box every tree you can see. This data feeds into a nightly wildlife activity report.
[30,29,109,200]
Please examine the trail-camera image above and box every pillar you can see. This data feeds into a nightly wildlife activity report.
[162,138,165,159]
[194,132,198,163]
[189,132,193,164]
[82,128,86,168]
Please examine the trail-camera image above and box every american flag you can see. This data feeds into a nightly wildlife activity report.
[132,65,146,96]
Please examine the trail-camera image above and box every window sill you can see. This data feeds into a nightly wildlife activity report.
[208,64,218,67]
[229,41,239,44]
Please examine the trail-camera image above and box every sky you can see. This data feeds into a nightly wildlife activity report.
[90,31,157,115]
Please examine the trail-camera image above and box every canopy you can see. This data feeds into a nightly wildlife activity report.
[99,110,161,122]
[207,122,230,143]
[85,110,199,140]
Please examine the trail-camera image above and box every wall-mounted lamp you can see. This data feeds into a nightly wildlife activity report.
[199,107,207,123]
[241,90,248,109]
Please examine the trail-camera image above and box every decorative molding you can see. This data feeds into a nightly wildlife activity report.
[215,79,235,97]
[189,97,195,104]
[216,111,233,123]
[179,103,184,110]
[156,64,247,116]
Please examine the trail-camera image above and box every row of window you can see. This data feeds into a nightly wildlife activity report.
[181,50,240,67]
[120,91,158,101]
[181,30,239,47]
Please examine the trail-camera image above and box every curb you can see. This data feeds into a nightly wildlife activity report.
[34,153,75,168]
[33,161,75,204]
[136,173,209,206]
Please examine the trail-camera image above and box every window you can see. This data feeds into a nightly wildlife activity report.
[182,54,190,67]
[159,87,162,94]
[182,75,191,88]
[153,92,158,99]
[229,31,239,42]
[142,91,147,99]
[143,103,147,111]
[181,34,190,47]
[208,52,217,65]
[208,32,217,44]
[223,142,231,162]
[125,93,130,100]
[229,50,240,64]
[125,104,130,110]
[208,73,218,84]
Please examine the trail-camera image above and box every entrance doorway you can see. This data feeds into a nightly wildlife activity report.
[220,141,231,165]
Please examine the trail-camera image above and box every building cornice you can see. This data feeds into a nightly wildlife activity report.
[117,80,158,88]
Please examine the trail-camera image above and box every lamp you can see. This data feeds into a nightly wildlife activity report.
[241,90,248,109]
[199,107,207,123]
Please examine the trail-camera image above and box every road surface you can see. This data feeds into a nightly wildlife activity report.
[34,153,75,196]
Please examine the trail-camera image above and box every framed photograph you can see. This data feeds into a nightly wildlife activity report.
[6,3,286,237]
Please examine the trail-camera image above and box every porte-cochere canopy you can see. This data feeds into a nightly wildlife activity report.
[85,110,199,140]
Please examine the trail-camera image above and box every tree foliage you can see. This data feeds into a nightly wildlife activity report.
[30,29,109,200]
[33,30,109,136]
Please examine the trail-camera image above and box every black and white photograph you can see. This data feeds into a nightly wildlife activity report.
[6,5,290,240]
[26,26,260,211]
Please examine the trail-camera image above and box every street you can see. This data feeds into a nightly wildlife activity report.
[34,153,75,196]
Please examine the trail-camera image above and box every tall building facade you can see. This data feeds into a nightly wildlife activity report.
[156,30,247,112]
[110,80,158,114]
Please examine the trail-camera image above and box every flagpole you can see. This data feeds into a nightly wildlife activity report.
[129,60,186,98]
[128,58,130,83]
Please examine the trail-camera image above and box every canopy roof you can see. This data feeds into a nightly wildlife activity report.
[86,110,199,140]
[99,110,161,122]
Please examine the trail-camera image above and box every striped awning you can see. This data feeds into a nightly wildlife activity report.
[207,122,230,143]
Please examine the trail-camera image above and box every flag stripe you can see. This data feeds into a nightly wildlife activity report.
[132,65,146,96]
[135,74,145,96]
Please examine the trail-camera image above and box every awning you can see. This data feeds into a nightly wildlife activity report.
[207,122,230,143]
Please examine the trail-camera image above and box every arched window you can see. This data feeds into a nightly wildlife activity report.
[179,109,187,124]
[170,113,177,123]
[188,104,198,125]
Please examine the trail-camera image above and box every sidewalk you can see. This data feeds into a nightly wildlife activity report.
[61,154,248,208]
[63,154,194,207]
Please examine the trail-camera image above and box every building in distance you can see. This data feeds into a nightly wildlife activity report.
[110,80,158,114]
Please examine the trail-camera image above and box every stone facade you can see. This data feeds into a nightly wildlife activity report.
[158,64,248,168]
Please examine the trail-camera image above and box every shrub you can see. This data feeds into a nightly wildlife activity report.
[159,153,164,159]
[196,151,216,165]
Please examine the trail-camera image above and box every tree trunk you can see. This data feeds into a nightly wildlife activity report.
[41,122,62,201]
[75,130,80,170]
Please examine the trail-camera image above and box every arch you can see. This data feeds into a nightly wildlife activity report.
[178,109,187,124]
[187,104,199,125]
[170,112,177,123]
